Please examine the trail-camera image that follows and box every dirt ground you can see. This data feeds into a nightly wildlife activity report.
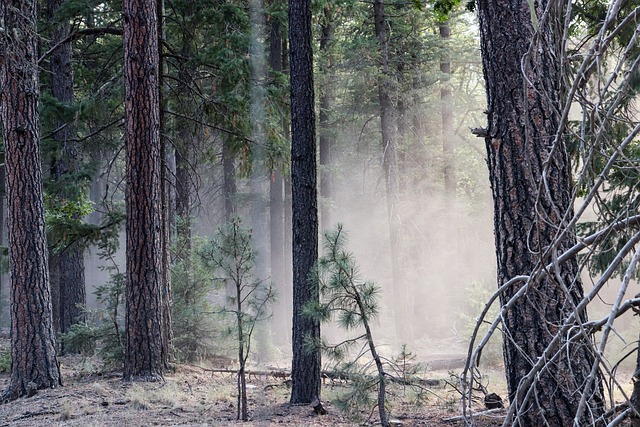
[0,349,507,427]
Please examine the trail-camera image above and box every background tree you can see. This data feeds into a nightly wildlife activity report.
[45,0,87,348]
[0,0,62,401]
[289,0,321,404]
[472,0,605,423]
[372,0,409,341]
[123,0,166,381]
[201,218,275,421]
[267,0,290,347]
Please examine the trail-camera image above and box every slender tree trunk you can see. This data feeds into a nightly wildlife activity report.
[440,21,455,200]
[249,0,269,288]
[477,0,604,423]
[289,0,321,404]
[174,22,195,257]
[0,166,5,324]
[268,10,288,345]
[48,0,87,347]
[631,330,640,426]
[372,0,410,342]
[282,38,293,319]
[0,0,62,401]
[319,6,334,232]
[223,141,237,222]
[158,0,173,366]
[123,0,165,381]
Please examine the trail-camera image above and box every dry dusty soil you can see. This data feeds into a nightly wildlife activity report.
[0,328,509,427]
[0,352,508,427]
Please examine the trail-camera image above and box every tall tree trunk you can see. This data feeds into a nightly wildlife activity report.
[372,0,410,342]
[0,166,5,325]
[123,0,165,381]
[440,21,455,200]
[249,0,269,287]
[288,0,321,404]
[268,8,289,345]
[318,6,334,232]
[477,0,604,423]
[0,0,62,401]
[282,39,293,310]
[48,0,87,347]
[158,0,172,366]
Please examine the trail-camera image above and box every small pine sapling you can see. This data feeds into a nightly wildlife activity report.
[200,218,275,421]
[171,233,223,362]
[304,224,390,427]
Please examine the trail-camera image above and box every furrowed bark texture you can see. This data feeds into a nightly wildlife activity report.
[288,0,321,404]
[158,0,173,366]
[477,0,604,424]
[0,0,62,401]
[123,0,165,381]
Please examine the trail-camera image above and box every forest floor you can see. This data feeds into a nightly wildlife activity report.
[0,336,507,426]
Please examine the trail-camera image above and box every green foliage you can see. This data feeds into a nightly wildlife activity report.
[60,322,98,355]
[458,281,502,367]
[59,208,125,368]
[0,346,9,373]
[171,234,226,363]
[432,0,461,21]
[61,268,125,368]
[306,225,426,425]
[200,218,275,354]
[200,218,275,421]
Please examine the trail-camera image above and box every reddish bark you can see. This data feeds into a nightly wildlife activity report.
[0,0,62,401]
[123,0,165,381]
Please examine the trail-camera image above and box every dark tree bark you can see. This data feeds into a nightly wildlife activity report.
[173,8,196,257]
[318,6,334,232]
[123,0,165,381]
[372,0,410,341]
[268,9,289,345]
[158,0,173,366]
[477,0,604,424]
[0,166,5,324]
[282,38,293,318]
[0,0,62,401]
[47,0,87,347]
[288,0,321,404]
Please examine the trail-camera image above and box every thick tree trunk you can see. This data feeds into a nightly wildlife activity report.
[48,0,87,347]
[123,0,165,381]
[372,0,410,342]
[0,0,62,401]
[477,0,604,424]
[288,0,321,404]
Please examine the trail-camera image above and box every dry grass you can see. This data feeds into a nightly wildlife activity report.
[0,347,505,427]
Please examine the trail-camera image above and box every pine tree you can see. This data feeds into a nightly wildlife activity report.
[0,0,62,401]
[123,0,165,381]
[289,0,321,404]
